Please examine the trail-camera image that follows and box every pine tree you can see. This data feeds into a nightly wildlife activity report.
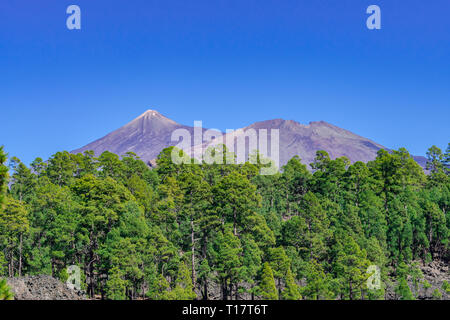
[409,262,423,298]
[301,259,333,300]
[425,145,449,184]
[442,280,450,294]
[0,197,29,277]
[281,268,301,300]
[146,274,171,300]
[213,171,261,237]
[333,234,371,300]
[97,151,125,181]
[299,191,330,260]
[267,247,290,295]
[395,277,414,300]
[0,146,8,208]
[70,174,134,297]
[170,261,197,300]
[210,226,243,300]
[241,236,263,300]
[444,143,450,175]
[45,151,77,186]
[0,148,9,277]
[0,278,13,300]
[422,279,432,297]
[9,157,37,202]
[432,288,442,300]
[178,166,211,287]
[105,266,127,300]
[281,155,311,217]
[258,262,278,300]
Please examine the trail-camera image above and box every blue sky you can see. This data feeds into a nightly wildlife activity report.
[0,0,449,164]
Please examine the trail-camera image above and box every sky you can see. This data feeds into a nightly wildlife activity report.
[0,0,449,165]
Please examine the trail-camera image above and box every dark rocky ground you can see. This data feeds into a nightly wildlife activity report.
[7,275,86,300]
[414,260,449,300]
[372,260,449,300]
[5,260,448,300]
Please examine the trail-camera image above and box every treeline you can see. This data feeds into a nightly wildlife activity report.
[0,143,449,300]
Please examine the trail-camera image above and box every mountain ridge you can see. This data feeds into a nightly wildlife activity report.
[72,110,427,169]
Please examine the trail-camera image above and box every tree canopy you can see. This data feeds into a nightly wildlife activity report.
[0,143,448,300]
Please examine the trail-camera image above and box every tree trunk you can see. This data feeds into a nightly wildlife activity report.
[429,224,433,259]
[191,219,196,285]
[278,278,282,297]
[203,281,208,300]
[222,280,228,300]
[286,192,289,217]
[349,281,353,300]
[9,249,13,277]
[19,233,23,277]
[51,257,55,277]
[233,211,237,236]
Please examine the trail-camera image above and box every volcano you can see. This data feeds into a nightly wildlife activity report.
[72,110,427,168]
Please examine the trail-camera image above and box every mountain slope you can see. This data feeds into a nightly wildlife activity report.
[72,110,215,164]
[191,119,384,168]
[72,110,427,168]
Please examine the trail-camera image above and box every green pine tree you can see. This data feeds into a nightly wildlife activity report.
[146,274,171,300]
[281,268,301,300]
[422,279,432,297]
[395,277,414,300]
[432,288,442,300]
[442,280,450,294]
[258,262,278,300]
[170,261,197,300]
[301,259,334,300]
[0,146,8,208]
[105,266,127,300]
[0,278,13,300]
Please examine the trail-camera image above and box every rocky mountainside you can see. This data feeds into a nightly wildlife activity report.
[7,276,86,300]
[73,110,196,163]
[5,262,448,300]
[72,110,427,168]
[385,260,450,300]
